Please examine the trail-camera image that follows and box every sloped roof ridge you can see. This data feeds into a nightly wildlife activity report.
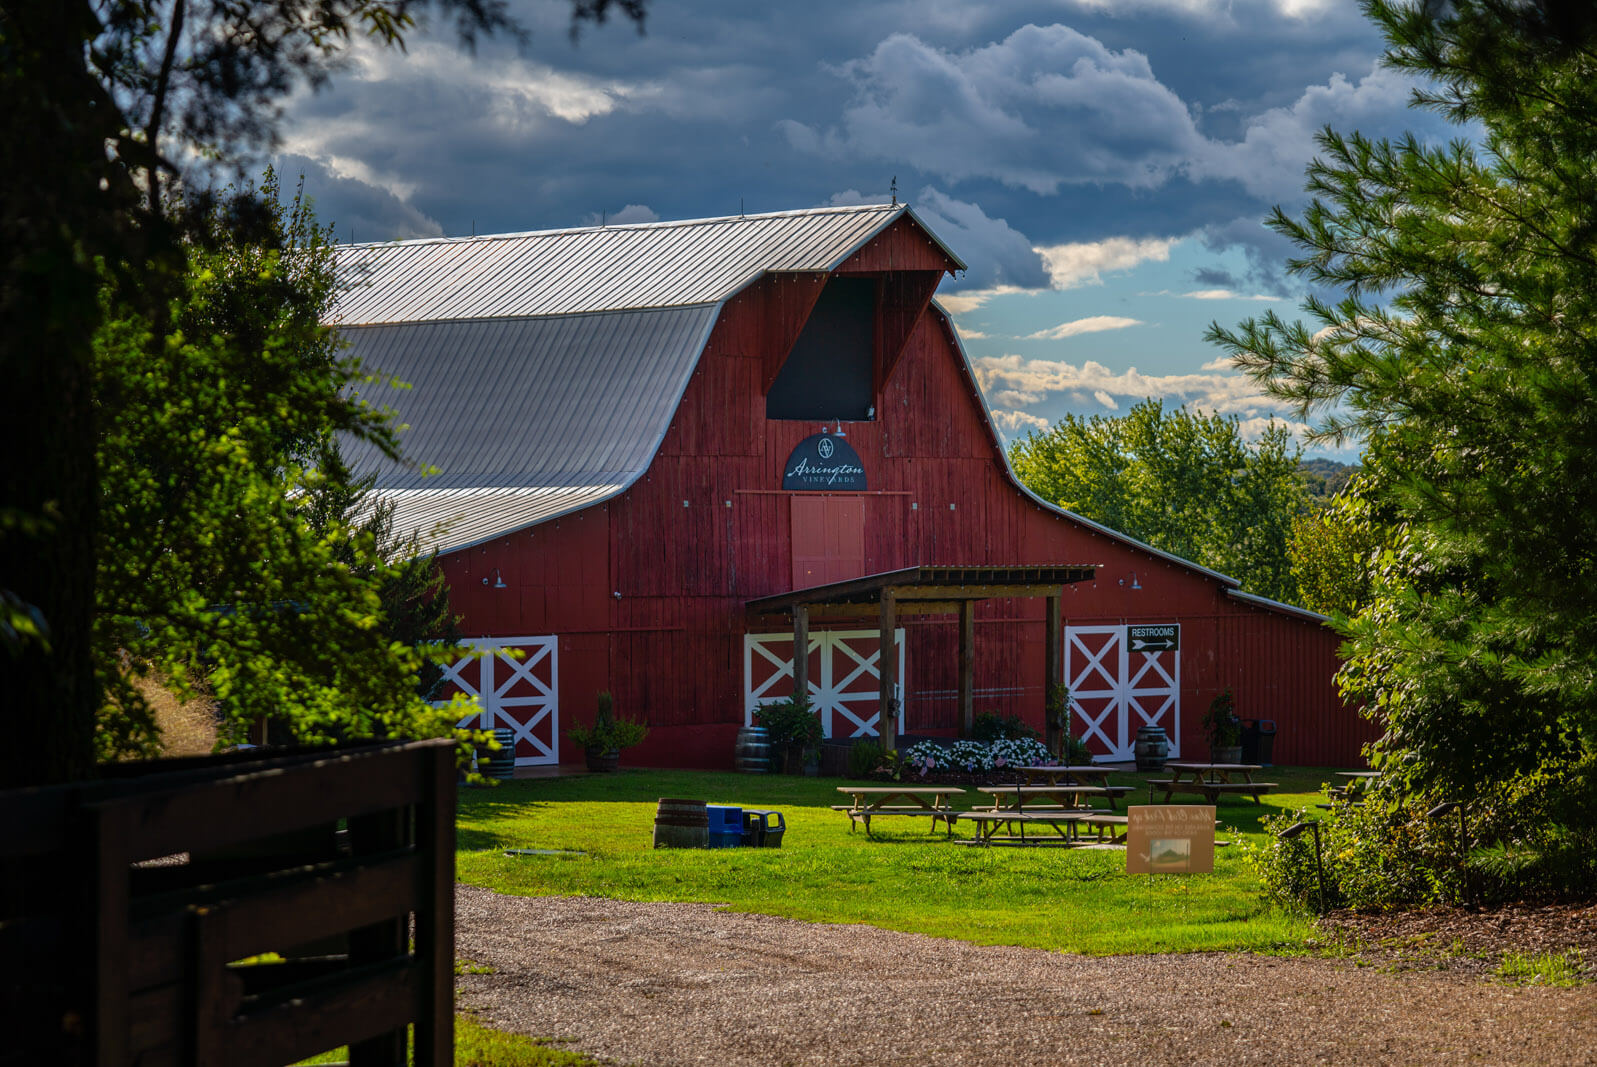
[344,201,902,252]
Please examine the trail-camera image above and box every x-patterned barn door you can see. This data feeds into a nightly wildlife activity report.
[434,636,559,766]
[744,630,906,739]
[1065,626,1180,761]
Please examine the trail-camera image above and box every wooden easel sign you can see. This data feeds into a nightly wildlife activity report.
[1126,805,1216,874]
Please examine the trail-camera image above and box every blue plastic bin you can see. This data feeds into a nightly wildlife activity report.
[705,805,743,848]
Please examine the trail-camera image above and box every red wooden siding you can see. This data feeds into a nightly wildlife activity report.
[439,217,1364,768]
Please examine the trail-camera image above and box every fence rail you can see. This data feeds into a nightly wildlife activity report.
[0,739,456,1067]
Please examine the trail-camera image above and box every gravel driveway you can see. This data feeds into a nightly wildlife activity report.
[455,885,1597,1066]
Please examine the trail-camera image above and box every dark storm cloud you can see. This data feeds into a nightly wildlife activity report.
[276,0,1458,288]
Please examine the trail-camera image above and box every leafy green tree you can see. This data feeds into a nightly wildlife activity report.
[1207,1,1597,844]
[1007,399,1312,604]
[94,174,468,758]
[1287,470,1387,618]
[1,0,646,785]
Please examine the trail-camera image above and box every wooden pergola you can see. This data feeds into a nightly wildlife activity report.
[746,564,1097,753]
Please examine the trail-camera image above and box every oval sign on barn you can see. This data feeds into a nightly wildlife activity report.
[782,434,867,491]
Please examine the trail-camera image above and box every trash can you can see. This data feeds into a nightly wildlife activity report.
[740,809,786,848]
[1241,719,1277,766]
[706,805,744,848]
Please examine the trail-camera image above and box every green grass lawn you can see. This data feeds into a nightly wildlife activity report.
[456,765,1345,955]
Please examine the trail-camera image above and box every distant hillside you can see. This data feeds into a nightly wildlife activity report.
[1300,457,1358,498]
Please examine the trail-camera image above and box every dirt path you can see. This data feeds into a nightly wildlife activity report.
[454,886,1597,1066]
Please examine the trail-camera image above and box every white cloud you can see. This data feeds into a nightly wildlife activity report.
[936,285,1029,313]
[782,25,1206,195]
[1036,235,1179,289]
[991,409,1051,432]
[1181,288,1282,301]
[973,354,1307,441]
[1195,63,1419,202]
[1025,315,1143,340]
[584,203,661,226]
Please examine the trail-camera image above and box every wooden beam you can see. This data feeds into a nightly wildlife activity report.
[1045,593,1063,758]
[893,583,1066,601]
[958,600,974,739]
[793,604,809,706]
[775,600,962,618]
[879,592,898,753]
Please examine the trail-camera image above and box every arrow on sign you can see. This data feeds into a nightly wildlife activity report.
[1131,638,1176,652]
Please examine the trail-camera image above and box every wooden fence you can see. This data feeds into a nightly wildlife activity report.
[0,739,456,1067]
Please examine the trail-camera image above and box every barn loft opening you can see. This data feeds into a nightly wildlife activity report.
[765,276,876,421]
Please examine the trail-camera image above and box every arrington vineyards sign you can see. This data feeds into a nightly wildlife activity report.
[782,433,867,491]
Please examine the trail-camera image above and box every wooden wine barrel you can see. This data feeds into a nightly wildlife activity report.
[483,727,516,780]
[653,798,709,849]
[1134,725,1170,772]
[734,726,771,774]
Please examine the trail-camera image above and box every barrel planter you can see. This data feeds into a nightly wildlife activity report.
[1134,725,1170,772]
[653,798,709,849]
[734,726,771,774]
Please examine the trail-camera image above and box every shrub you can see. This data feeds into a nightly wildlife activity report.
[756,696,823,750]
[565,691,648,752]
[1244,801,1461,913]
[971,713,1037,742]
[847,739,884,779]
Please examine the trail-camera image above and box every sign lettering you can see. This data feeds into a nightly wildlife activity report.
[1127,623,1179,652]
[782,434,867,491]
[1126,805,1215,874]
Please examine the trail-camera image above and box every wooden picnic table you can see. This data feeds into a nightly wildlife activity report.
[832,786,965,835]
[1013,764,1114,786]
[976,783,1121,811]
[1148,762,1277,804]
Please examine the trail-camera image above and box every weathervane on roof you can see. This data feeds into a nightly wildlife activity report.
[890,176,897,207]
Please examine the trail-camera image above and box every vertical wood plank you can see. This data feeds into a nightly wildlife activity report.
[414,746,455,1067]
[1045,591,1062,756]
[792,605,809,708]
[92,805,131,1067]
[958,600,974,739]
[879,592,898,752]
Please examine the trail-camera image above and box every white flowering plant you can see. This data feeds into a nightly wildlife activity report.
[898,737,1056,777]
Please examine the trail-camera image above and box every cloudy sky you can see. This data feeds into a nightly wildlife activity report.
[278,0,1458,460]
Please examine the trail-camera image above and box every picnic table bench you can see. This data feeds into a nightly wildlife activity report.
[1148,762,1276,804]
[977,783,1132,812]
[952,809,1094,847]
[833,786,965,835]
[1013,765,1113,786]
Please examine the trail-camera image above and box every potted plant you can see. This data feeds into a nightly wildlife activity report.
[566,691,648,772]
[1202,688,1243,763]
[756,694,823,774]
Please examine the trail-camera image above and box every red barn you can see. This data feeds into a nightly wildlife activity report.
[335,204,1367,769]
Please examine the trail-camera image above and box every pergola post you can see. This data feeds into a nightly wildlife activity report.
[958,599,975,738]
[792,603,810,707]
[1044,591,1062,757]
[879,591,898,753]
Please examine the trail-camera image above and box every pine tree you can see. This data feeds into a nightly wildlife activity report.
[1207,1,1597,839]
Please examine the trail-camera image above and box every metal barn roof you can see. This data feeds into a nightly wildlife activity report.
[341,306,719,553]
[333,203,959,326]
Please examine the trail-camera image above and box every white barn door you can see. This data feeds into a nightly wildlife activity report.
[435,635,559,766]
[1065,625,1180,761]
[744,630,906,739]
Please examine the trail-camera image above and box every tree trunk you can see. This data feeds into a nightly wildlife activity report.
[0,0,123,786]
